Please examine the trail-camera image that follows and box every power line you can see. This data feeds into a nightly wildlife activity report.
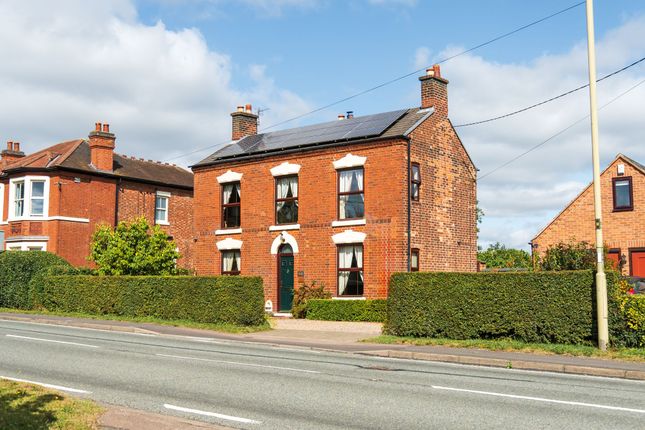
[454,55,645,128]
[478,77,645,181]
[163,1,584,163]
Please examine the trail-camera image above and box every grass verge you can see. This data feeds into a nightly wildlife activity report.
[0,308,270,334]
[0,379,103,430]
[364,335,645,362]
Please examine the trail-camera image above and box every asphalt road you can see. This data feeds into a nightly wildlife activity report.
[1,320,644,430]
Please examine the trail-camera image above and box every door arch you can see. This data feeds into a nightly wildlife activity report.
[278,244,294,312]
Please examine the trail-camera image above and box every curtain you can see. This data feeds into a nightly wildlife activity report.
[277,177,298,199]
[338,245,353,295]
[223,183,240,204]
[223,184,232,204]
[223,251,234,272]
[234,251,241,272]
[355,246,364,283]
[339,169,363,193]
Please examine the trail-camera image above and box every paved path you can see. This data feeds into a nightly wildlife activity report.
[1,318,645,429]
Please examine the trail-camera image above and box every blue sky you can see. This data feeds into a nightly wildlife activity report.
[0,0,643,250]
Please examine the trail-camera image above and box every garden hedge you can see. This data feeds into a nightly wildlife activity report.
[386,271,621,345]
[39,275,265,326]
[305,299,387,322]
[0,251,72,309]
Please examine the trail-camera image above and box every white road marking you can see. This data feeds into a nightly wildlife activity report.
[6,334,99,348]
[431,385,645,414]
[157,353,321,374]
[1,376,91,394]
[164,404,261,424]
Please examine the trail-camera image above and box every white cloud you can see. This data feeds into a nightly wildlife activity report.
[0,0,310,166]
[429,15,645,249]
[413,46,431,70]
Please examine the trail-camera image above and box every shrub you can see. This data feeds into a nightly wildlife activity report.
[90,217,180,275]
[292,281,331,318]
[609,277,645,347]
[0,251,72,309]
[539,241,596,271]
[306,299,387,322]
[478,242,531,269]
[39,275,265,326]
[386,271,614,345]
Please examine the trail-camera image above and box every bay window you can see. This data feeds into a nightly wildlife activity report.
[338,168,364,220]
[9,177,49,220]
[338,244,364,296]
[276,176,298,224]
[222,182,241,228]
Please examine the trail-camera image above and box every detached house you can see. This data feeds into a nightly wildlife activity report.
[532,154,645,278]
[0,123,194,268]
[191,65,477,311]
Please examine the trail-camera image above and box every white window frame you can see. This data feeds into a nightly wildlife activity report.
[8,176,50,221]
[5,241,48,251]
[155,191,170,225]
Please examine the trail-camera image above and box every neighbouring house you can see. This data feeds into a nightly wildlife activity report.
[532,154,645,278]
[0,123,194,268]
[191,65,477,311]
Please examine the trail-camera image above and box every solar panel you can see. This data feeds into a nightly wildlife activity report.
[196,108,409,165]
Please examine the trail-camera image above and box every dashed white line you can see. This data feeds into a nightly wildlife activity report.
[164,404,261,424]
[5,334,99,348]
[1,376,91,394]
[156,353,321,374]
[431,385,645,414]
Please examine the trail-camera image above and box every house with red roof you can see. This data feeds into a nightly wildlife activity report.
[0,123,194,268]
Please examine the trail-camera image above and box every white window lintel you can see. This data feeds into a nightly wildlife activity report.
[332,229,367,244]
[333,153,367,170]
[216,238,243,250]
[270,162,301,177]
[217,170,243,184]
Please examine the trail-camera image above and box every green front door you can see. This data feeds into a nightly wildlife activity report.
[279,253,294,312]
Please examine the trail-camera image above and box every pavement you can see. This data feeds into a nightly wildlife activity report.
[2,317,645,429]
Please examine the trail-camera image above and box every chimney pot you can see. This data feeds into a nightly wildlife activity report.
[237,106,244,112]
[426,68,434,77]
[14,142,20,152]
[433,64,441,77]
[245,104,252,113]
[7,141,12,151]
[338,114,345,120]
[103,123,110,133]
[96,122,102,131]
[346,111,354,119]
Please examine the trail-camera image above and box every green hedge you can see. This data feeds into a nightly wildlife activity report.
[39,275,265,326]
[0,251,72,309]
[305,299,387,322]
[386,271,620,345]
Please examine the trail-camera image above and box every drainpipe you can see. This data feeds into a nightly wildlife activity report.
[114,178,121,227]
[407,138,411,272]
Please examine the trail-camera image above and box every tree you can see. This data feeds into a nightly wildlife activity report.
[90,217,181,275]
[477,242,531,269]
[539,241,596,271]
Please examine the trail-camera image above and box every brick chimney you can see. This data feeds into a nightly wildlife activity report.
[231,104,258,140]
[1,141,26,167]
[88,122,115,171]
[419,64,449,118]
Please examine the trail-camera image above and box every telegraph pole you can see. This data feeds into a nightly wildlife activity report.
[585,0,608,350]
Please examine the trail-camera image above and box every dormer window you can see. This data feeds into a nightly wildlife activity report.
[613,177,633,212]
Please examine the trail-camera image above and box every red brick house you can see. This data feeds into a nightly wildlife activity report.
[191,65,477,311]
[532,154,645,278]
[0,123,194,268]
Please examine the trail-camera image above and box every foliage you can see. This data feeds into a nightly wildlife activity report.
[305,299,387,322]
[386,271,608,345]
[477,242,531,269]
[609,277,645,347]
[0,252,71,309]
[0,380,103,430]
[476,200,484,235]
[539,241,596,271]
[39,275,266,326]
[291,281,331,318]
[89,217,180,276]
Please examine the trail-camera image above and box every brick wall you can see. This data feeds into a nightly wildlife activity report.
[533,156,645,275]
[409,115,478,273]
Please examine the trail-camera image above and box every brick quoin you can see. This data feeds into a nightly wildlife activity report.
[532,155,645,276]
[192,66,477,305]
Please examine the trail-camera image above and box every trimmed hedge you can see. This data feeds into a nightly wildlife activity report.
[39,275,265,326]
[386,271,619,345]
[305,299,387,322]
[0,251,72,309]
